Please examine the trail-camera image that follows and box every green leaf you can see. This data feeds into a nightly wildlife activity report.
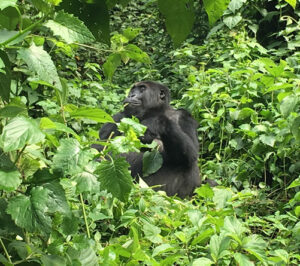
[203,0,230,26]
[227,0,246,13]
[0,0,17,10]
[0,5,19,30]
[280,94,297,117]
[223,14,242,29]
[40,117,81,140]
[210,233,231,261]
[143,150,163,177]
[45,11,95,44]
[0,105,27,118]
[192,258,213,266]
[288,177,300,189]
[103,53,121,80]
[0,50,11,102]
[142,222,162,244]
[213,188,233,209]
[0,29,28,45]
[42,181,70,214]
[41,255,66,266]
[7,187,52,234]
[18,44,62,91]
[123,27,141,41]
[259,134,276,147]
[0,116,45,152]
[96,157,133,202]
[195,184,214,199]
[285,0,296,9]
[242,235,267,261]
[0,152,21,191]
[52,139,93,176]
[291,117,300,141]
[70,107,114,123]
[123,44,150,64]
[152,244,173,257]
[73,170,100,194]
[58,0,110,44]
[234,253,254,266]
[223,216,247,244]
[31,0,51,13]
[158,0,195,47]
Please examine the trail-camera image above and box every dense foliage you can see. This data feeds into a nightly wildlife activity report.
[0,0,299,265]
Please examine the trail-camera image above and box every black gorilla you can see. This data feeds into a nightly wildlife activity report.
[95,81,201,198]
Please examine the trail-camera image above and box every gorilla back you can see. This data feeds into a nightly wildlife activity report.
[94,81,201,198]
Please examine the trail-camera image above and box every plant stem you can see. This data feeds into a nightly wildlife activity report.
[0,237,12,264]
[80,193,91,238]
[0,17,45,47]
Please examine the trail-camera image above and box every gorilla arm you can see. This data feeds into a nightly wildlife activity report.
[158,111,199,168]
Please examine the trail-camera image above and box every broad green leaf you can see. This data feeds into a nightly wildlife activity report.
[143,150,163,177]
[280,94,297,117]
[223,14,242,29]
[142,222,162,244]
[195,184,214,199]
[191,228,215,246]
[73,170,100,194]
[119,118,146,137]
[58,0,110,44]
[285,0,296,9]
[45,11,95,44]
[96,157,133,202]
[152,244,173,257]
[213,188,233,209]
[0,105,27,118]
[274,249,289,264]
[234,253,254,266]
[41,255,66,266]
[0,152,21,191]
[192,258,213,266]
[103,53,121,80]
[288,177,300,189]
[158,0,195,47]
[242,235,267,261]
[31,0,51,13]
[42,181,70,214]
[18,44,62,91]
[291,116,300,141]
[0,50,11,102]
[0,0,17,10]
[0,116,45,152]
[52,139,93,176]
[0,5,19,30]
[209,233,231,261]
[203,0,230,26]
[223,216,247,244]
[123,27,141,41]
[67,246,98,266]
[228,0,246,13]
[70,107,114,123]
[123,44,150,64]
[7,187,52,234]
[40,117,81,140]
[259,134,276,147]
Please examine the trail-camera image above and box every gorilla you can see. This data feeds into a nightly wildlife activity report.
[94,81,201,198]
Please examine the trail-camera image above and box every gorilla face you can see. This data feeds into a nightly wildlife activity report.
[124,81,170,119]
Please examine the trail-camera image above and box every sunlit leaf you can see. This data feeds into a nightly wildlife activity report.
[0,116,45,152]
[242,235,267,261]
[234,253,254,266]
[45,11,95,44]
[203,0,230,26]
[70,107,114,123]
[52,139,93,175]
[18,44,62,90]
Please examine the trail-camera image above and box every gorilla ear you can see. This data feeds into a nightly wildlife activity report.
[160,90,166,101]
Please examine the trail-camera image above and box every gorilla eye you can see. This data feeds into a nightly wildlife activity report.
[140,85,146,91]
